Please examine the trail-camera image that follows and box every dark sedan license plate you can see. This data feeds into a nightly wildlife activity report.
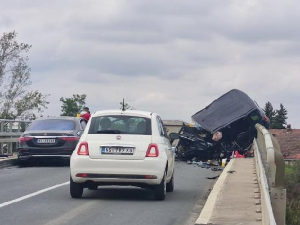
[101,147,134,155]
[37,139,56,144]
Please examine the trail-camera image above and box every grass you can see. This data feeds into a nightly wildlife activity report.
[285,165,294,173]
[285,161,300,225]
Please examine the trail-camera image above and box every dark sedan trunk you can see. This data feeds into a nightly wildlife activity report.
[18,131,79,159]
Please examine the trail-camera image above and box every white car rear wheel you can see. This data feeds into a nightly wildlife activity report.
[166,171,174,192]
[70,176,83,198]
[154,172,166,200]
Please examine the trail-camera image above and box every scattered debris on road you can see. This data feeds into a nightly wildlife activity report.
[211,167,223,171]
[206,175,220,179]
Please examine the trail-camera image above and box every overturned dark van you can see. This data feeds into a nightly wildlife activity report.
[171,89,269,161]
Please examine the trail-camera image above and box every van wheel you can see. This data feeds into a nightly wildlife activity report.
[70,176,83,198]
[166,172,174,192]
[154,172,166,201]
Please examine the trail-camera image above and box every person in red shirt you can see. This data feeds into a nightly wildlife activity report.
[82,106,91,121]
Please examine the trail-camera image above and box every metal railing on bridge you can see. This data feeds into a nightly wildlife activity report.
[253,124,286,225]
[0,119,31,156]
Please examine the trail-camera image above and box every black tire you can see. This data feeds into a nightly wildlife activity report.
[70,176,83,198]
[166,171,174,192]
[154,172,166,201]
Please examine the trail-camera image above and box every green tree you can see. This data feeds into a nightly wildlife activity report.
[272,103,288,129]
[263,101,276,128]
[60,94,86,116]
[0,31,48,119]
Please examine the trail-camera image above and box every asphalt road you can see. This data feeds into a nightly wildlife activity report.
[0,161,219,225]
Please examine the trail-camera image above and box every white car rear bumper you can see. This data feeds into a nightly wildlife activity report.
[70,156,167,185]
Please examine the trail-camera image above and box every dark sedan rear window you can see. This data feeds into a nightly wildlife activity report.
[27,119,75,131]
[89,115,151,135]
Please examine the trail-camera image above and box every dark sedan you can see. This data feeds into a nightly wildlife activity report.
[17,117,85,164]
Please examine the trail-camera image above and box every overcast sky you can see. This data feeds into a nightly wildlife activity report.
[1,0,300,127]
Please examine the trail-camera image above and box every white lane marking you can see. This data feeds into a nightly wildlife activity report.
[0,181,69,209]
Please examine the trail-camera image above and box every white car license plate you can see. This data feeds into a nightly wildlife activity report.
[101,147,134,155]
[37,139,56,144]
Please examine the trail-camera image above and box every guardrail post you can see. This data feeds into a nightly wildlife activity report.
[0,143,3,155]
[18,122,21,133]
[8,143,12,156]
[271,188,286,225]
[0,121,3,155]
[9,121,12,132]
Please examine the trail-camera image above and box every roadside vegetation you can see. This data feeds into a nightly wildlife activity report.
[60,94,87,116]
[263,101,288,129]
[0,31,48,119]
[285,161,300,225]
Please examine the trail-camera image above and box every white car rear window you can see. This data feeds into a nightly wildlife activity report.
[88,115,152,135]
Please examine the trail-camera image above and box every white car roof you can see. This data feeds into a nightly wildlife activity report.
[92,110,155,119]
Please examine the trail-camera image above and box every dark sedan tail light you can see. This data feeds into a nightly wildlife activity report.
[59,137,79,142]
[19,137,33,143]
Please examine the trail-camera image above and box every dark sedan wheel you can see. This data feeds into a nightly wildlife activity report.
[70,176,83,198]
[18,160,28,167]
[18,157,29,167]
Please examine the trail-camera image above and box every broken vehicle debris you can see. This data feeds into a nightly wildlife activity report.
[170,89,270,161]
[170,124,215,160]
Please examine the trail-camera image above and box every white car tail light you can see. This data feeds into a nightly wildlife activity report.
[146,143,159,157]
[77,142,89,155]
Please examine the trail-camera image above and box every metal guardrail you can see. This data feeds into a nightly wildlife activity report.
[254,124,286,225]
[0,119,31,156]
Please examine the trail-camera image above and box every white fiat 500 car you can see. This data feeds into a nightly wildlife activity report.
[70,110,175,200]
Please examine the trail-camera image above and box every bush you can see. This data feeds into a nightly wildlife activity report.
[285,161,300,225]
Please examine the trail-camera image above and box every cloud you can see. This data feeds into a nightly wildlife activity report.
[1,0,300,127]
